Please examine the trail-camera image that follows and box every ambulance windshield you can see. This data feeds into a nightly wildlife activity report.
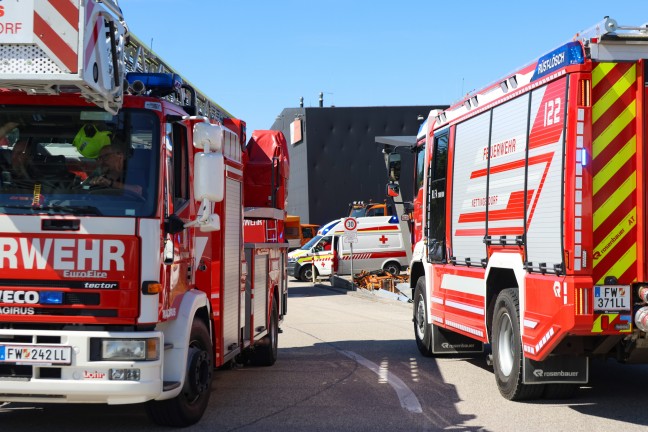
[301,235,322,250]
[0,107,158,217]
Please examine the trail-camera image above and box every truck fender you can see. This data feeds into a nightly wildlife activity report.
[484,252,527,341]
[154,289,211,401]
[408,240,426,289]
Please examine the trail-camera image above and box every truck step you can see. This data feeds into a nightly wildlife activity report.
[163,381,181,391]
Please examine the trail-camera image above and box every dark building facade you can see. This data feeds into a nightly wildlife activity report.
[271,105,445,226]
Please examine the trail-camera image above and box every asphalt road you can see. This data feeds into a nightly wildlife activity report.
[3,279,648,431]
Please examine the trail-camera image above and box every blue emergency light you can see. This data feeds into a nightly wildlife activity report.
[320,220,339,236]
[126,72,183,97]
[39,291,63,305]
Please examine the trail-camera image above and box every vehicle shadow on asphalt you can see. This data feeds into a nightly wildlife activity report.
[288,281,348,298]
[449,344,648,428]
[535,358,648,427]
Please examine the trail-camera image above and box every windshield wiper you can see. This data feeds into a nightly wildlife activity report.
[44,204,103,216]
[1,204,103,215]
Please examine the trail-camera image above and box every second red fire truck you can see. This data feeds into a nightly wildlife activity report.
[403,17,648,400]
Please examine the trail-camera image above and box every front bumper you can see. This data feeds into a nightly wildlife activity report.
[0,328,164,405]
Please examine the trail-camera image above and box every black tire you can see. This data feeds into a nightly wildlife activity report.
[299,264,317,282]
[413,277,434,357]
[543,383,579,400]
[146,319,213,427]
[251,299,279,366]
[492,289,544,400]
[383,261,401,276]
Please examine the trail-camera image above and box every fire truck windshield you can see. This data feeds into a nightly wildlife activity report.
[0,108,158,217]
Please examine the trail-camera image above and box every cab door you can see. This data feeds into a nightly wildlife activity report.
[161,121,192,318]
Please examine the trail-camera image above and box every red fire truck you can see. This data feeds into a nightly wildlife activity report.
[0,0,288,426]
[401,17,648,400]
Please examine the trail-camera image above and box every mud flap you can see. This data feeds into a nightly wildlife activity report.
[432,325,484,354]
[523,355,589,384]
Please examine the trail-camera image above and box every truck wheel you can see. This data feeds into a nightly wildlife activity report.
[492,289,543,400]
[300,265,317,282]
[252,299,279,366]
[414,277,434,357]
[146,319,213,427]
[383,261,401,276]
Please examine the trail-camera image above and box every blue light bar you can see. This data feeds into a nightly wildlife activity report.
[389,215,399,224]
[40,291,63,305]
[531,41,584,82]
[320,219,339,236]
[126,72,183,96]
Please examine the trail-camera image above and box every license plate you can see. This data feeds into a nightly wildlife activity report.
[0,344,72,365]
[594,285,631,312]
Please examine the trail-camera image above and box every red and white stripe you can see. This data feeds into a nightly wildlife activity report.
[339,251,407,261]
[83,0,100,74]
[34,0,80,73]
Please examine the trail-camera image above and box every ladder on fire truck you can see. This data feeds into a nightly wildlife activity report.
[123,34,232,121]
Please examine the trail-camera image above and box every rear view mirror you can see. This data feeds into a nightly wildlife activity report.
[388,153,401,182]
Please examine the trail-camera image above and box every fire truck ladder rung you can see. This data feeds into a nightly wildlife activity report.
[266,221,278,242]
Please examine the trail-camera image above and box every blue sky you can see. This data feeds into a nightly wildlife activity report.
[120,1,646,134]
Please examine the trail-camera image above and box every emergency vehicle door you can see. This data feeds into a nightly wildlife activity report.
[162,122,193,315]
[427,130,448,263]
[312,235,334,275]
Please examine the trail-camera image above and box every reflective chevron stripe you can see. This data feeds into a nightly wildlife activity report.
[591,62,638,285]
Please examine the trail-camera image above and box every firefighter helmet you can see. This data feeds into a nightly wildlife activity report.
[73,124,111,158]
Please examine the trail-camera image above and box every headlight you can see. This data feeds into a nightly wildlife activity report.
[91,338,160,361]
[288,257,296,263]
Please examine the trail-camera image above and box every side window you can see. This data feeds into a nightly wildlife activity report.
[433,135,448,180]
[171,123,189,208]
[427,132,448,262]
[314,236,332,252]
[415,142,426,190]
[367,207,385,217]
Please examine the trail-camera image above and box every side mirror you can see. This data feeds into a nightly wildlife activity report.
[194,152,224,202]
[387,183,400,197]
[388,153,401,182]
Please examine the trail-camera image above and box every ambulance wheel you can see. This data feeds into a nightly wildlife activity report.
[146,319,213,427]
[492,288,544,400]
[383,261,401,276]
[414,277,434,357]
[300,265,317,282]
[252,299,279,366]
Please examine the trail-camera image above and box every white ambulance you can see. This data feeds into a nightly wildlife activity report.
[288,216,408,281]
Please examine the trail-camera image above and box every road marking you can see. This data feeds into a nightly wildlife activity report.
[338,349,423,413]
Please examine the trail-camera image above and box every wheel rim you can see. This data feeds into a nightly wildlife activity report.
[303,267,312,281]
[184,344,211,403]
[497,312,514,377]
[415,294,427,339]
[384,263,398,275]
